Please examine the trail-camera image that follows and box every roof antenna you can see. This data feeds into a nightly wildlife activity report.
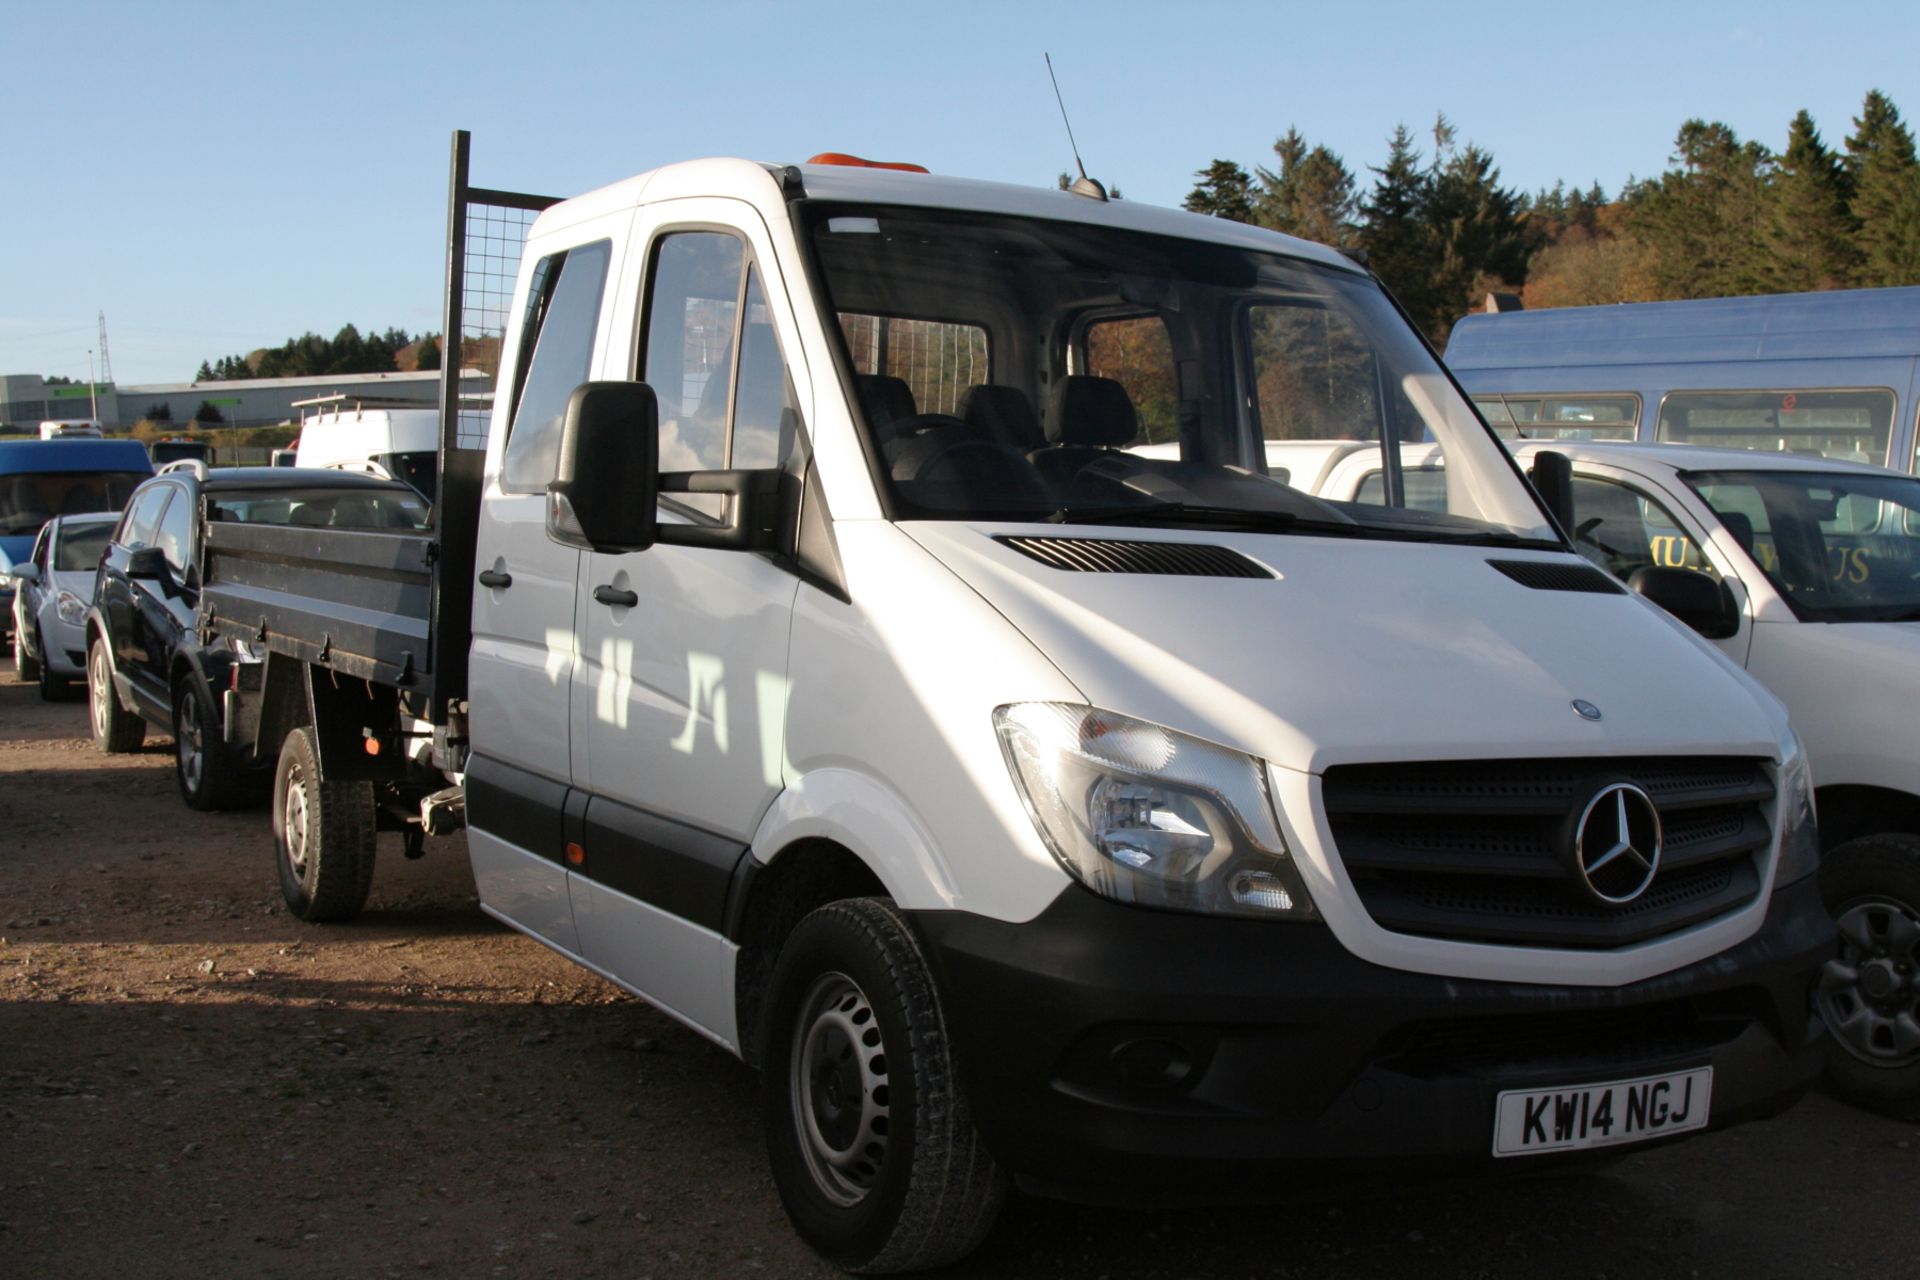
[1045,53,1108,202]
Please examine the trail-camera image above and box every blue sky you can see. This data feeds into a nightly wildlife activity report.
[5,0,1916,386]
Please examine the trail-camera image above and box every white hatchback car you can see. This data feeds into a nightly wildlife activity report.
[9,512,118,700]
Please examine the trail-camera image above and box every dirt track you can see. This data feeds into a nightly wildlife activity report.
[3,659,1918,1279]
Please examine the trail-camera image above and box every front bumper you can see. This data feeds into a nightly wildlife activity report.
[913,875,1832,1204]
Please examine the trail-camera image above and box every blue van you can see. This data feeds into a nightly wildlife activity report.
[1445,286,1920,471]
[0,439,153,638]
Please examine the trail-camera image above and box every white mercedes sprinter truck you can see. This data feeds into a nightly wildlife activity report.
[201,140,1833,1274]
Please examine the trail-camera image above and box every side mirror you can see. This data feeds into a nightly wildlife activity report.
[1528,450,1575,536]
[548,382,661,553]
[126,546,168,580]
[9,563,41,586]
[1628,566,1741,640]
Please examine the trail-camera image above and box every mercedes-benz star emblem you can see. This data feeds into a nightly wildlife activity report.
[1572,782,1663,905]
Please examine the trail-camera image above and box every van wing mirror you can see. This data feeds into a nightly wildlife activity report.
[1528,450,1575,535]
[547,382,660,554]
[1627,566,1741,640]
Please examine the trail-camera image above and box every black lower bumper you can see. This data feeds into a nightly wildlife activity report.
[912,876,1833,1204]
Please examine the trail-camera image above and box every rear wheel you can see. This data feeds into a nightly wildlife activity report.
[761,897,1005,1273]
[37,628,72,702]
[87,637,145,753]
[1818,833,1920,1121]
[273,727,377,922]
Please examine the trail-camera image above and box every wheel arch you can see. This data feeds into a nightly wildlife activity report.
[1816,784,1920,852]
[728,837,888,1069]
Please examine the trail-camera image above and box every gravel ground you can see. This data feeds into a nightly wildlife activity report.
[3,657,1918,1279]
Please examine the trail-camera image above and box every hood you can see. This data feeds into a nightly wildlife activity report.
[906,523,1788,773]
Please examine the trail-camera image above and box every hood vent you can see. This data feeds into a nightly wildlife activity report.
[997,536,1274,578]
[1488,558,1625,595]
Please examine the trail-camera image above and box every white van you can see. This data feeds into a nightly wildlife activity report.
[204,147,1836,1272]
[290,395,440,500]
[38,420,103,440]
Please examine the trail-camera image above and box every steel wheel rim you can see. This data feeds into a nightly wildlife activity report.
[282,759,311,877]
[178,693,204,793]
[1819,894,1920,1068]
[789,971,892,1207]
[89,647,110,739]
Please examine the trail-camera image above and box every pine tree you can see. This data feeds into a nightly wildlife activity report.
[1425,137,1531,340]
[1631,120,1772,298]
[1359,125,1435,325]
[1762,110,1860,291]
[1253,129,1357,247]
[1184,159,1256,222]
[1845,90,1920,286]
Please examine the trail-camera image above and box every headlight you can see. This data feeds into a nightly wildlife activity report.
[1774,730,1819,889]
[994,702,1318,920]
[56,590,87,625]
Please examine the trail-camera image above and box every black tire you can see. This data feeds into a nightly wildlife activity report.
[37,629,72,702]
[87,636,145,753]
[13,624,38,683]
[1817,833,1920,1121]
[173,677,255,810]
[273,727,377,922]
[761,897,1005,1273]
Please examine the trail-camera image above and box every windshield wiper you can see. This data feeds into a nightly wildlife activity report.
[1048,502,1314,532]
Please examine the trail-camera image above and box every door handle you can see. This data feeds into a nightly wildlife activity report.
[593,585,639,608]
[477,569,513,589]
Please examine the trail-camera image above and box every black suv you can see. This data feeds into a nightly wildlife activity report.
[86,463,429,809]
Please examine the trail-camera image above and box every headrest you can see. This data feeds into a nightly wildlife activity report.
[1718,510,1755,554]
[958,384,1044,452]
[855,374,917,428]
[1046,375,1137,447]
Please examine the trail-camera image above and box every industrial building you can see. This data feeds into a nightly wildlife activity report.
[0,369,486,432]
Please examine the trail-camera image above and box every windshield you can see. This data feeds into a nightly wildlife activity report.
[54,521,115,571]
[0,471,144,537]
[1685,469,1920,621]
[801,202,1555,546]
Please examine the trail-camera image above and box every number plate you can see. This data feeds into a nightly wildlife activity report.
[1493,1067,1712,1157]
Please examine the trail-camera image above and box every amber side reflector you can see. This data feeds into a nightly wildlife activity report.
[363,737,381,757]
[807,152,929,174]
[565,842,586,867]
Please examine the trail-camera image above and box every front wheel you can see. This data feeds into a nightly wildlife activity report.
[37,629,73,701]
[273,727,376,922]
[87,637,145,753]
[761,898,1005,1273]
[1818,833,1920,1120]
[13,625,39,682]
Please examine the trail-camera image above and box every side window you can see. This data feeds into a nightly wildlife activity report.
[500,240,613,494]
[1657,389,1894,465]
[642,231,803,519]
[1469,394,1639,441]
[120,486,171,550]
[155,489,195,575]
[1250,304,1380,441]
[1569,476,1718,582]
[31,526,52,571]
[1084,316,1176,444]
